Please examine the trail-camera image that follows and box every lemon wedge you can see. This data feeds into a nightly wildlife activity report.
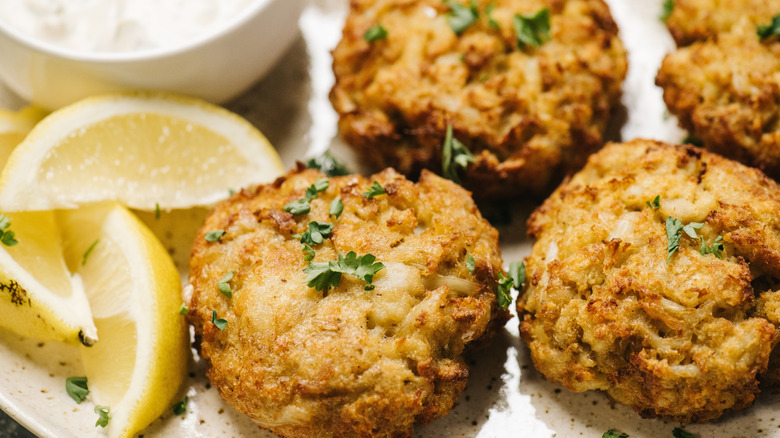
[0,91,283,212]
[0,106,47,168]
[0,210,97,345]
[59,202,188,438]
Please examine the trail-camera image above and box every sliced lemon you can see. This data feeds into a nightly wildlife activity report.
[0,106,47,169]
[0,210,97,345]
[0,91,284,212]
[59,202,188,438]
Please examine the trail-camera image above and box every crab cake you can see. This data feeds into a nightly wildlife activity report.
[329,0,627,198]
[517,139,780,423]
[664,0,780,46]
[187,166,509,438]
[656,17,780,179]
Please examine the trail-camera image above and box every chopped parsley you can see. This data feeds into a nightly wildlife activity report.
[496,271,513,310]
[757,14,780,40]
[699,235,725,258]
[442,123,475,183]
[672,427,695,438]
[155,202,161,219]
[466,254,476,274]
[211,310,227,331]
[303,251,385,292]
[283,199,311,215]
[660,0,674,22]
[666,216,704,264]
[303,244,316,261]
[646,195,661,209]
[513,8,550,49]
[364,181,386,198]
[487,3,499,29]
[284,178,330,215]
[602,430,629,438]
[218,271,234,299]
[205,229,226,242]
[306,178,329,200]
[0,214,17,247]
[82,239,99,266]
[94,405,110,428]
[364,24,388,42]
[172,396,188,416]
[296,221,333,245]
[65,376,89,403]
[445,0,479,35]
[306,151,350,177]
[509,261,526,289]
[330,198,344,218]
[682,136,703,147]
[179,303,189,315]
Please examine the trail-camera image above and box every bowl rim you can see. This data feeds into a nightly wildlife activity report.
[0,0,278,63]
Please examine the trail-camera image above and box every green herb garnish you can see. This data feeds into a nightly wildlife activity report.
[65,376,89,404]
[155,202,161,219]
[364,24,388,42]
[682,136,703,147]
[513,8,550,49]
[211,310,228,331]
[666,216,703,263]
[284,178,330,215]
[94,405,110,428]
[205,229,226,242]
[0,214,18,247]
[603,430,629,438]
[364,181,386,198]
[172,396,188,416]
[646,195,660,209]
[303,251,385,292]
[218,271,234,299]
[179,303,189,315]
[509,261,526,289]
[486,3,499,29]
[466,254,476,274]
[442,123,475,183]
[496,271,513,310]
[699,235,725,258]
[283,199,311,215]
[757,14,780,40]
[303,244,316,261]
[660,0,674,22]
[445,0,479,35]
[297,221,333,245]
[306,151,350,177]
[306,178,329,199]
[82,239,99,266]
[672,427,695,438]
[330,198,344,218]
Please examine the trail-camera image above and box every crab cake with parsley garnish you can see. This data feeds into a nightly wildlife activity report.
[657,7,780,179]
[518,139,780,423]
[329,0,627,198]
[186,166,509,438]
[664,0,780,46]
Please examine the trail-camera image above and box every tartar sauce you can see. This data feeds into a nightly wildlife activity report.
[0,0,259,53]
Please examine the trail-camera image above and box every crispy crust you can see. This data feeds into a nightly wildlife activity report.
[187,166,509,437]
[518,139,780,422]
[656,18,780,179]
[330,0,627,197]
[665,0,780,46]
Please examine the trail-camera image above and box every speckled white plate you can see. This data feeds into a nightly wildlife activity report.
[2,1,780,437]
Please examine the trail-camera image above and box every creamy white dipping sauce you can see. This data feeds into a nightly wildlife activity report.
[0,0,259,53]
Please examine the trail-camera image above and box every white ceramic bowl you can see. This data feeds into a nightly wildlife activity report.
[0,0,307,110]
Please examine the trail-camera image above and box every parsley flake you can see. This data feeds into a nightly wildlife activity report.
[666,217,704,264]
[603,430,629,438]
[284,199,311,215]
[303,251,385,292]
[509,261,526,289]
[466,254,476,274]
[513,8,550,49]
[179,303,189,315]
[0,214,18,247]
[757,14,780,40]
[82,239,99,266]
[284,179,330,215]
[155,202,161,219]
[172,396,189,416]
[298,221,333,245]
[211,310,227,331]
[699,235,725,258]
[364,24,388,42]
[672,427,695,438]
[330,198,344,218]
[496,271,513,310]
[442,123,475,183]
[487,3,500,29]
[445,0,479,35]
[682,136,703,147]
[646,195,660,209]
[65,376,89,404]
[218,271,234,299]
[364,181,386,198]
[306,151,350,177]
[660,0,674,22]
[94,405,110,428]
[205,229,226,242]
[303,244,316,261]
[306,178,329,200]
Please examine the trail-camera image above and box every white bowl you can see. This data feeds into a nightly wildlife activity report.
[0,0,307,110]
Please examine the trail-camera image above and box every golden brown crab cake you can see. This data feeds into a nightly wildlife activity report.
[664,0,780,46]
[517,139,780,423]
[187,166,509,438]
[656,17,780,179]
[329,0,627,198]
